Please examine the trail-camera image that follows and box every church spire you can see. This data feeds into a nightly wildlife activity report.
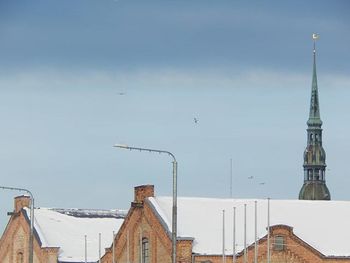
[299,33,331,200]
[307,33,322,126]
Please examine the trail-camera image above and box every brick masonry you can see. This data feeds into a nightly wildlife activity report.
[2,187,350,263]
[102,185,350,263]
[0,196,59,263]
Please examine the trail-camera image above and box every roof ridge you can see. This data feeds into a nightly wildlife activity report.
[36,208,128,218]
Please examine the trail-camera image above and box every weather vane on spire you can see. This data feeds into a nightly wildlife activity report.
[312,33,319,53]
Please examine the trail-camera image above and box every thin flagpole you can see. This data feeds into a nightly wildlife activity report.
[254,201,258,263]
[112,231,115,263]
[99,233,101,263]
[244,204,247,263]
[267,198,271,263]
[222,210,226,263]
[233,207,236,263]
[85,235,87,263]
[230,158,233,198]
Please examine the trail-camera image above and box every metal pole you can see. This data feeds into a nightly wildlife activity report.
[112,231,115,263]
[99,233,101,263]
[267,198,271,263]
[114,144,177,263]
[254,201,258,263]
[29,194,34,263]
[230,158,233,198]
[222,209,226,263]
[244,204,247,263]
[232,207,236,263]
[85,235,87,263]
[0,186,34,263]
[172,160,177,263]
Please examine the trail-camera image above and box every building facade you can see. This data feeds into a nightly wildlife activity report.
[0,195,125,263]
[102,185,350,263]
[0,196,58,263]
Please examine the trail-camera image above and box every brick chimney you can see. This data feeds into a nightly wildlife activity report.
[14,195,31,213]
[134,185,154,204]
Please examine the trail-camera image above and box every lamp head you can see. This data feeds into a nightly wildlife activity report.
[113,144,129,149]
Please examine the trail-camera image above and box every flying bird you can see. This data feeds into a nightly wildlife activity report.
[248,176,254,179]
[259,182,265,185]
[194,117,199,124]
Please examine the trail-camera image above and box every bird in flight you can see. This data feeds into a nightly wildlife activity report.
[248,176,254,179]
[118,92,126,95]
[259,182,265,185]
[194,117,199,124]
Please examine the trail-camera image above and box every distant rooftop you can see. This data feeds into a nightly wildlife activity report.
[24,207,125,262]
[148,197,350,257]
[51,208,128,219]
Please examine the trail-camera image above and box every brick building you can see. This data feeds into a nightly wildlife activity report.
[0,195,125,263]
[101,184,350,263]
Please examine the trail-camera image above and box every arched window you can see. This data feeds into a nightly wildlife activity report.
[142,238,149,263]
[308,170,312,180]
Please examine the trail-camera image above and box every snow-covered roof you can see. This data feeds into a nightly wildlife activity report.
[148,197,350,257]
[24,207,125,262]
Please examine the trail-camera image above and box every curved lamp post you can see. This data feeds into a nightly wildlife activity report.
[0,186,34,263]
[114,144,177,263]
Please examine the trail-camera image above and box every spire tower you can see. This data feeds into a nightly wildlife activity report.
[299,34,331,200]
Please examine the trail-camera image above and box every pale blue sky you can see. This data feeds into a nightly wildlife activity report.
[0,0,349,232]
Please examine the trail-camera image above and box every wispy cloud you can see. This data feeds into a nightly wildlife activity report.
[1,68,348,92]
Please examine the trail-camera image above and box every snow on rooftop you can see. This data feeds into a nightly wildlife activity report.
[148,197,350,257]
[24,207,124,262]
[52,208,128,219]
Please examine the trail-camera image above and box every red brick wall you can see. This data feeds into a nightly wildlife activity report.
[193,225,350,263]
[0,205,59,263]
[102,186,350,263]
[103,185,192,263]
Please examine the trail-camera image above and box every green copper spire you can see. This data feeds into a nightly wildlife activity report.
[299,33,331,201]
[307,36,322,126]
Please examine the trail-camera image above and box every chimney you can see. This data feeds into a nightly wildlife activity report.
[134,185,154,204]
[14,195,31,213]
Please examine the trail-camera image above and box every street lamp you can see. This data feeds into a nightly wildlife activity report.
[114,144,178,263]
[0,186,34,263]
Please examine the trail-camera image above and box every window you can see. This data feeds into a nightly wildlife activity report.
[308,170,312,180]
[315,169,320,180]
[274,236,285,251]
[310,134,313,141]
[142,238,149,263]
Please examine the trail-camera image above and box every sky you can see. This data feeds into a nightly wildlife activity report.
[0,0,349,233]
